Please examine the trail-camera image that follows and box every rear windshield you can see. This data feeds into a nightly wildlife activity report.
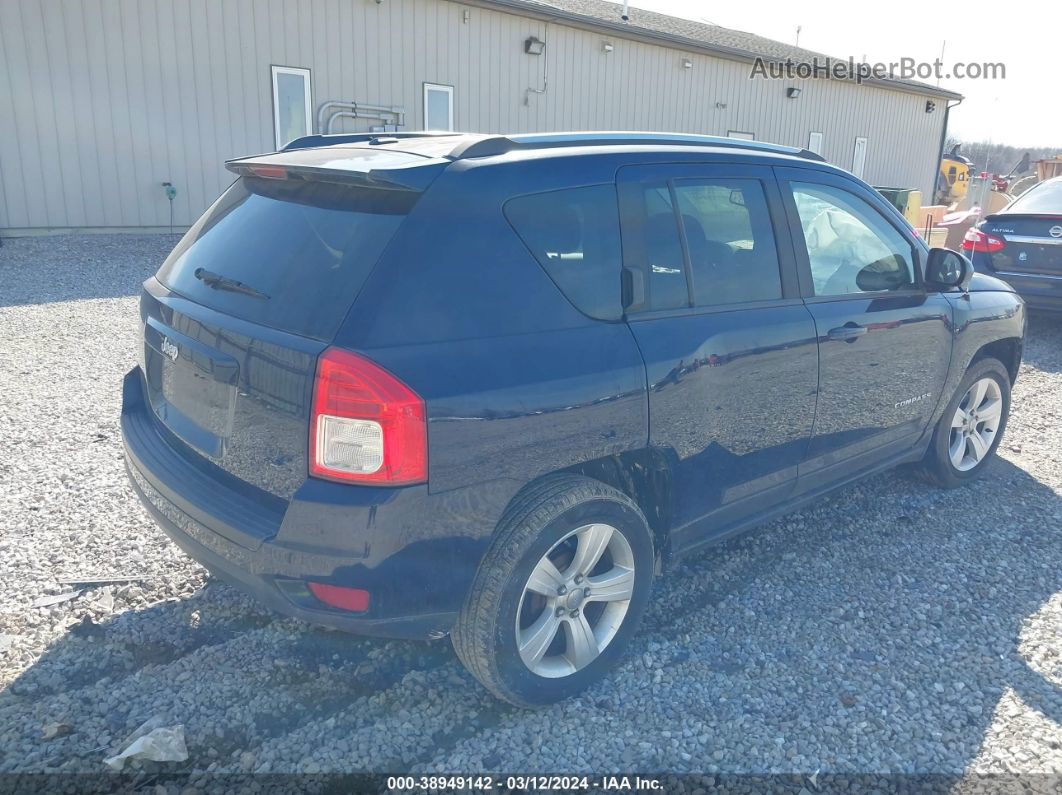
[1007,179,1062,214]
[156,177,416,339]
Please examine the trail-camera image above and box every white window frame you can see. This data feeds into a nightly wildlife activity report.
[271,65,313,149]
[852,136,868,179]
[423,82,454,131]
[808,131,824,156]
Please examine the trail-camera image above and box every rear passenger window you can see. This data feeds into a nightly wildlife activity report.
[674,179,782,305]
[636,179,783,310]
[641,184,690,311]
[505,185,623,320]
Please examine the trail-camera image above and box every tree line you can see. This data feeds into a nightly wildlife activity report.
[945,138,1062,176]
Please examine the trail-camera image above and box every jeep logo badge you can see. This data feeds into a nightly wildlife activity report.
[160,336,179,362]
[1050,225,1062,238]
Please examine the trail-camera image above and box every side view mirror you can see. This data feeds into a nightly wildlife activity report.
[925,247,973,291]
[855,255,912,292]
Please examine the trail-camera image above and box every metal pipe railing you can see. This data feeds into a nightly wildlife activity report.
[316,101,405,133]
[325,109,403,134]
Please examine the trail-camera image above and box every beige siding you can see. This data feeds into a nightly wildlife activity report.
[0,0,947,231]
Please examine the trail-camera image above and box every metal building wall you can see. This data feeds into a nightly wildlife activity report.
[0,0,947,232]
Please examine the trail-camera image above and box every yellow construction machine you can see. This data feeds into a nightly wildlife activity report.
[936,144,973,206]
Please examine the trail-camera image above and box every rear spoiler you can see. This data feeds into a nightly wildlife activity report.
[225,153,448,193]
[280,131,460,151]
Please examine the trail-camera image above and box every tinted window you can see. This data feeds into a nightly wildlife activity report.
[505,184,623,320]
[157,177,415,339]
[673,179,782,305]
[641,184,689,311]
[1007,178,1062,214]
[791,182,915,296]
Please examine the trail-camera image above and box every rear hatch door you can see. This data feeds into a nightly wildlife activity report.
[141,151,437,503]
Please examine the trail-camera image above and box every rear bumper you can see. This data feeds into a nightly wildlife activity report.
[121,368,505,639]
[1018,291,1062,313]
[998,276,1062,312]
[124,459,454,638]
[974,262,1062,313]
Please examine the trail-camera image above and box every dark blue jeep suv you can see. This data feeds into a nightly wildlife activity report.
[122,131,1025,706]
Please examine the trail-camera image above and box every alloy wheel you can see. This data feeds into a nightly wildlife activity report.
[949,376,1003,472]
[515,523,635,678]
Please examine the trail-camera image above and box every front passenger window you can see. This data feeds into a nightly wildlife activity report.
[791,183,916,296]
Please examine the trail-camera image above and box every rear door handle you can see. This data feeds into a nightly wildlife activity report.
[827,324,867,342]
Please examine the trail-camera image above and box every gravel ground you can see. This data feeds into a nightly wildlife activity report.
[0,234,1060,787]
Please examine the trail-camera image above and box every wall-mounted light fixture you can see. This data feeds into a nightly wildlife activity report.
[462,8,470,23]
[715,101,727,109]
[925,100,936,113]
[681,58,693,69]
[602,42,614,53]
[525,36,545,55]
[786,87,802,99]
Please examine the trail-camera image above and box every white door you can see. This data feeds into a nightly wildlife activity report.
[808,131,824,156]
[852,137,868,179]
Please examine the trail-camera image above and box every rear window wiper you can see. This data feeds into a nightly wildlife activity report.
[193,268,270,300]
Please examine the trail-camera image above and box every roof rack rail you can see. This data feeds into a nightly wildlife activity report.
[282,131,460,152]
[447,131,826,162]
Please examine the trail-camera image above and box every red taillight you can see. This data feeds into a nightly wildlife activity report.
[307,582,370,612]
[962,227,1005,253]
[309,347,427,486]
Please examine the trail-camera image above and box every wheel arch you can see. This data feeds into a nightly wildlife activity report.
[556,448,674,573]
[970,336,1022,383]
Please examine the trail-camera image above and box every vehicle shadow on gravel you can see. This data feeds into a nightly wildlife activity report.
[630,455,1062,772]
[3,234,1060,774]
[0,579,461,773]
[4,457,1060,774]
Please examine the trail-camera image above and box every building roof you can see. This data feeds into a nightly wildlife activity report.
[486,0,962,100]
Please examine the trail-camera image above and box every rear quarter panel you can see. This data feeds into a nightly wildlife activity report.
[333,155,649,505]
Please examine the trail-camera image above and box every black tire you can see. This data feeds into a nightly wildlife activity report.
[915,357,1011,489]
[451,474,654,707]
